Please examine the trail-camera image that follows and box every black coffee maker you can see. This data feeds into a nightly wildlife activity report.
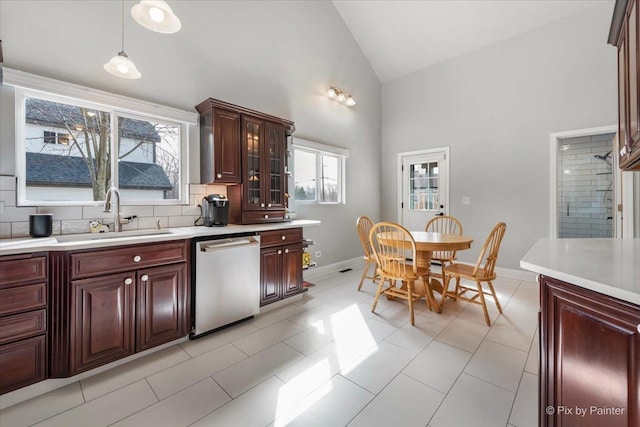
[201,194,229,226]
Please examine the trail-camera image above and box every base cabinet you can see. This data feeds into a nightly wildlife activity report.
[51,241,189,377]
[71,272,135,373]
[0,254,48,395]
[260,229,303,306]
[540,275,640,427]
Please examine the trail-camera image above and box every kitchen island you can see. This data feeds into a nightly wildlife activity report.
[520,238,640,427]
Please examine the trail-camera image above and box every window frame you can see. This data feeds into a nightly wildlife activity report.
[292,137,349,205]
[6,68,195,207]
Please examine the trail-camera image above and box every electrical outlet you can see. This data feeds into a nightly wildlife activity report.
[462,196,471,205]
[315,250,322,258]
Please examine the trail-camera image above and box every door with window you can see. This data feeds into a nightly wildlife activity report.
[399,149,449,231]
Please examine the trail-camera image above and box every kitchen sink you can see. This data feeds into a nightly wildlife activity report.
[55,229,173,243]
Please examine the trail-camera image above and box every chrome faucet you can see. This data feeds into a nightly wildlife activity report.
[103,187,134,232]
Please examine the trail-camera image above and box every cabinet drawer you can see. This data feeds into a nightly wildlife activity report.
[0,309,46,345]
[0,335,46,394]
[260,228,302,248]
[242,211,287,224]
[0,283,47,316]
[0,256,47,287]
[70,241,187,279]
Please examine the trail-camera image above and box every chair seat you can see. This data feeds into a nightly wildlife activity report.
[444,263,496,281]
[376,265,430,282]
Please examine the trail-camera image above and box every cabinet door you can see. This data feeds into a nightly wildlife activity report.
[619,31,630,167]
[71,272,135,374]
[137,263,187,352]
[0,335,46,394]
[214,109,241,183]
[260,247,282,306]
[264,122,287,210]
[243,116,265,210]
[282,244,303,297]
[541,276,640,427]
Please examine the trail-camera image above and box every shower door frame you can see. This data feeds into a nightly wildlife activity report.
[549,125,632,239]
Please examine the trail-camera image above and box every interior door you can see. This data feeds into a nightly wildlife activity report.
[399,149,448,231]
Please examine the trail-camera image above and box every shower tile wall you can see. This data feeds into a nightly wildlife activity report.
[557,133,615,238]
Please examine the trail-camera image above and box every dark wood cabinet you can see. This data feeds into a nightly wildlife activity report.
[0,254,48,394]
[540,275,640,427]
[259,229,303,306]
[196,99,242,184]
[51,241,190,377]
[70,272,135,373]
[196,98,294,224]
[136,263,187,352]
[611,0,640,170]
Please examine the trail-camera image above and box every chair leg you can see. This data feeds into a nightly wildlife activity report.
[487,281,503,313]
[358,262,370,291]
[452,276,461,301]
[371,275,386,313]
[476,281,491,326]
[407,280,415,326]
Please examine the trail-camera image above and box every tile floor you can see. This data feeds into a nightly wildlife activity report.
[0,267,539,427]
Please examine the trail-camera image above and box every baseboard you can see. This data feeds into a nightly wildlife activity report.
[303,257,363,281]
[302,257,537,283]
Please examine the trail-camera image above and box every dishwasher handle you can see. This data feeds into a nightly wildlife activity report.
[200,237,259,252]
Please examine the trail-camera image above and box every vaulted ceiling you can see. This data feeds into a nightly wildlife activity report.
[332,0,615,82]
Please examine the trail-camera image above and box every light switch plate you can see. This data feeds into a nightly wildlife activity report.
[462,197,471,205]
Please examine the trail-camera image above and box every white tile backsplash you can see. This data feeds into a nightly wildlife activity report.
[0,176,16,191]
[0,183,210,239]
[36,206,83,220]
[153,205,183,217]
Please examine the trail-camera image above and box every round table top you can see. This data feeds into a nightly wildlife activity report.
[409,231,474,251]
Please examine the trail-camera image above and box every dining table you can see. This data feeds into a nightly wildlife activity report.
[378,231,473,313]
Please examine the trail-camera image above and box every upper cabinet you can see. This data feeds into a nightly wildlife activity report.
[610,0,640,170]
[196,98,294,224]
[196,99,242,184]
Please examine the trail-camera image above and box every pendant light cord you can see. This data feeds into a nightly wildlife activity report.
[121,0,125,53]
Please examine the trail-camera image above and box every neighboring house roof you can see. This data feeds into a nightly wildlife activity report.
[25,98,161,142]
[26,152,173,190]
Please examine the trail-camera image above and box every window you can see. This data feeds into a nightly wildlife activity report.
[6,68,196,206]
[292,138,348,204]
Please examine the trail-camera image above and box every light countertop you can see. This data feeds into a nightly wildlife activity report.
[0,220,321,256]
[520,238,640,306]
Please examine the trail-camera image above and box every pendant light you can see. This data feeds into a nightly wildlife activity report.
[104,0,141,79]
[131,1,181,34]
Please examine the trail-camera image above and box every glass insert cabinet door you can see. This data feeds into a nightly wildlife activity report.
[408,161,439,211]
[264,122,286,209]
[243,117,263,209]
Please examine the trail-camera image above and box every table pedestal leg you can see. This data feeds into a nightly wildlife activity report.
[417,250,442,314]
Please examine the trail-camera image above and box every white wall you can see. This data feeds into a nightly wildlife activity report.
[381,5,619,269]
[0,1,382,266]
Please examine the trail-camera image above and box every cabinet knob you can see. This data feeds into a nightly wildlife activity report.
[281,235,286,240]
[133,255,142,263]
[217,173,222,179]
[141,274,149,282]
[637,324,640,334]
[124,278,133,285]
[268,203,272,207]
[264,214,269,219]
[278,250,282,255]
[261,203,265,208]
[285,248,289,254]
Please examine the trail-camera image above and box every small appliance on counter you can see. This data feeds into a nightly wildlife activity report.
[201,194,229,226]
[29,214,53,237]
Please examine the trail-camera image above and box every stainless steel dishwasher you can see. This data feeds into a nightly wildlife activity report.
[191,233,261,339]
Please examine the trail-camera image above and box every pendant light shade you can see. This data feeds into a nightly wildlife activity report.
[104,51,142,79]
[104,0,141,79]
[132,1,181,34]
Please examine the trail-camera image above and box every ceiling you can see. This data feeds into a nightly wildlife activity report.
[332,0,615,83]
